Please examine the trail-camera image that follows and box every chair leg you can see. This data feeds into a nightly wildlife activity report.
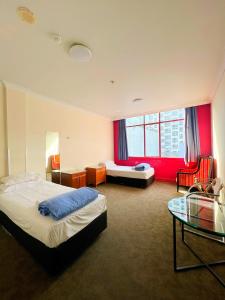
[177,177,179,192]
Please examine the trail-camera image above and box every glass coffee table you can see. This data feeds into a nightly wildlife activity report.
[168,195,225,287]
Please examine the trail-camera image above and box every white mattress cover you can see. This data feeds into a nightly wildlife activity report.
[106,165,154,179]
[0,180,106,248]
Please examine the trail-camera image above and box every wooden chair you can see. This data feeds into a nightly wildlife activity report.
[176,156,213,192]
[51,154,60,170]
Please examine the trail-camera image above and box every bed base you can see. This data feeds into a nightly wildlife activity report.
[0,210,107,275]
[106,175,154,188]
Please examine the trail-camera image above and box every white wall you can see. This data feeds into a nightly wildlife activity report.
[0,82,7,177]
[212,72,225,201]
[0,83,113,177]
[6,86,27,174]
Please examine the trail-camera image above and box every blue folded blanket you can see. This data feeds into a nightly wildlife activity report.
[38,187,98,220]
[134,163,150,171]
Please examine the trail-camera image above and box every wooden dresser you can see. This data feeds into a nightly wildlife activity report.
[61,170,86,188]
[86,165,106,187]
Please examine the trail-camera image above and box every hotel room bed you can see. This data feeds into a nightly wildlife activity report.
[0,178,107,274]
[105,161,155,188]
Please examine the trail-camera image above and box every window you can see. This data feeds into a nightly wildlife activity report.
[126,116,144,126]
[160,109,184,121]
[161,119,184,158]
[145,113,159,123]
[126,109,185,158]
[126,126,144,156]
[146,124,159,156]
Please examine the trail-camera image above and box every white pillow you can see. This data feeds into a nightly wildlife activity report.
[104,161,116,168]
[0,172,41,186]
[0,184,17,193]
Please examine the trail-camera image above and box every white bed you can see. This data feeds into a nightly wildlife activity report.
[106,164,154,179]
[0,179,106,248]
[104,161,155,188]
[105,161,154,179]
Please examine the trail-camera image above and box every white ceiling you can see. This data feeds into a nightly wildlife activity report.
[1,0,225,119]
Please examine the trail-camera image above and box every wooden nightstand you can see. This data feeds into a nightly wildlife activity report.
[86,165,106,187]
[61,170,86,188]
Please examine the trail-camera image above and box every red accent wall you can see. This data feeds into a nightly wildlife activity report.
[114,103,212,182]
[197,103,212,156]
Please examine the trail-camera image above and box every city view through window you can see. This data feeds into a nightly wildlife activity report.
[126,109,185,158]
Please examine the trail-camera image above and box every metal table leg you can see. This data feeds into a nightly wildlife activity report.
[172,216,225,288]
[173,216,177,272]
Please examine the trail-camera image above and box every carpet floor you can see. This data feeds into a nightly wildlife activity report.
[0,181,225,300]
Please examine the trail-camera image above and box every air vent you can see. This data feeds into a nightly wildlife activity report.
[133,98,144,103]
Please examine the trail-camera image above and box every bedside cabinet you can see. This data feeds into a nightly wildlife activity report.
[86,166,106,187]
[61,170,86,188]
[51,170,61,184]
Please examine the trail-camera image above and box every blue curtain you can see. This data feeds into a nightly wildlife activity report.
[118,119,128,160]
[184,107,200,164]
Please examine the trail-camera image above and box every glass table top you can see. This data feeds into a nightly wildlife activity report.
[168,196,225,237]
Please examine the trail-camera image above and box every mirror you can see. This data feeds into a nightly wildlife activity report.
[45,131,60,182]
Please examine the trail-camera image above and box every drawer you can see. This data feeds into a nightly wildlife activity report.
[71,177,80,188]
[86,167,106,186]
[61,171,86,188]
[71,172,85,179]
[87,173,96,185]
[79,174,86,187]
[61,173,71,187]
[96,171,106,184]
[96,169,106,176]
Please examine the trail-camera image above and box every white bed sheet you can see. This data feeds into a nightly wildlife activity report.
[106,165,154,179]
[0,180,106,248]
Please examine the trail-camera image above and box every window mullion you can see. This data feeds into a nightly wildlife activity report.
[144,123,146,157]
[159,113,161,157]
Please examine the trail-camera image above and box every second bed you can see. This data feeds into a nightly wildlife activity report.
[105,161,155,188]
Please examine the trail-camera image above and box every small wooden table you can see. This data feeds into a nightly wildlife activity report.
[61,170,86,188]
[86,165,106,187]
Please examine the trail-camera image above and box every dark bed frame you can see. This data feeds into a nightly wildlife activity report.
[0,210,107,275]
[106,174,155,188]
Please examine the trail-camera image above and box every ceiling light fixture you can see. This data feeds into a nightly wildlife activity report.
[17,7,36,24]
[68,44,92,62]
[133,98,144,103]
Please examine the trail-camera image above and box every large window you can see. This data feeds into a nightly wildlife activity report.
[126,109,185,158]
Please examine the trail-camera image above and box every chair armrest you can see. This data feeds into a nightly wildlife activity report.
[177,169,197,175]
[186,191,220,200]
[177,166,198,172]
[178,167,197,172]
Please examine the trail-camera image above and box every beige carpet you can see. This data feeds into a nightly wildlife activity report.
[0,181,225,300]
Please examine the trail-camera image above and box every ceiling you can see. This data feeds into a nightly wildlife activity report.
[1,0,225,119]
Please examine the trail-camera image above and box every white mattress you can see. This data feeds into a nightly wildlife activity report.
[106,165,154,179]
[0,180,106,248]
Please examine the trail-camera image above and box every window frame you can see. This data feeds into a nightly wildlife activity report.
[126,111,185,158]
